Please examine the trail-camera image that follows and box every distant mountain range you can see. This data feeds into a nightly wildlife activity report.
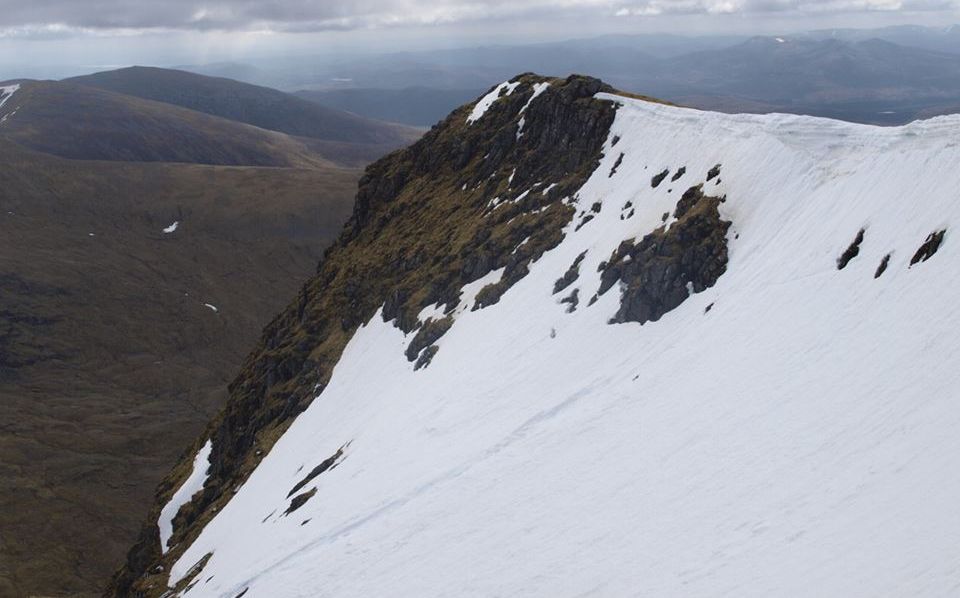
[175,25,960,126]
[294,87,484,127]
[797,24,960,54]
[624,36,960,125]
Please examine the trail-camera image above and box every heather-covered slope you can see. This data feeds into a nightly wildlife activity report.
[112,73,960,597]
[0,141,359,597]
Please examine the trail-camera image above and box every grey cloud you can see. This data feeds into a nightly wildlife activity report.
[0,0,957,34]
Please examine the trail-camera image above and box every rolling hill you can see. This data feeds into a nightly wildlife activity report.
[0,80,329,167]
[67,67,422,162]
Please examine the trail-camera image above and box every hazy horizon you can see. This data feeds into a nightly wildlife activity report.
[2,0,959,81]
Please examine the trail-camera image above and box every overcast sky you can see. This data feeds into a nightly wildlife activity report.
[2,0,958,78]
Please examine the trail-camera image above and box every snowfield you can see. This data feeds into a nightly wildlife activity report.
[167,94,960,597]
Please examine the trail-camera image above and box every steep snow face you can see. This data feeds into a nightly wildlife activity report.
[168,98,960,597]
[160,440,213,554]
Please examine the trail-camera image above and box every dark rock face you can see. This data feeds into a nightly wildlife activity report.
[651,169,670,188]
[284,488,317,516]
[910,230,945,265]
[553,251,587,294]
[560,288,580,313]
[837,229,866,270]
[414,345,440,370]
[288,446,345,498]
[674,184,710,220]
[405,317,454,362]
[671,166,687,182]
[598,186,731,325]
[609,152,624,177]
[875,253,891,278]
[107,73,625,597]
[574,214,595,231]
[707,164,722,181]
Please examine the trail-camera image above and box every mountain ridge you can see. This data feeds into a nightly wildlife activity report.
[108,72,623,597]
[109,73,960,597]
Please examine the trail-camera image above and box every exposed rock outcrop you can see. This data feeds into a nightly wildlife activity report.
[837,229,866,270]
[598,186,731,325]
[910,230,945,266]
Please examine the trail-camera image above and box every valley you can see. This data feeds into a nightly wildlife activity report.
[0,68,415,596]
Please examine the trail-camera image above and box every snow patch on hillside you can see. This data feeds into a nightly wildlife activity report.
[467,80,520,124]
[168,96,960,597]
[520,82,550,114]
[517,82,550,139]
[0,84,19,110]
[160,440,213,554]
[0,84,20,124]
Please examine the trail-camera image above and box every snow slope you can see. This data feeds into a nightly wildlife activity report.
[167,95,960,596]
[159,440,213,553]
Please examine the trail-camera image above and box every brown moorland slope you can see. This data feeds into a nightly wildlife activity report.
[66,67,424,167]
[0,139,359,597]
[0,80,331,168]
[66,66,419,145]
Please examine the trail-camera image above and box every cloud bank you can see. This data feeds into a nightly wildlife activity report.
[2,0,958,36]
